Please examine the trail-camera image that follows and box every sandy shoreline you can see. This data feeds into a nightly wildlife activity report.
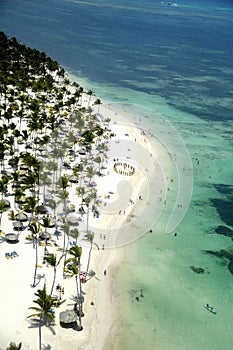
[0,93,164,349]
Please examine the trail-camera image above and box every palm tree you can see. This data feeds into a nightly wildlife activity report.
[47,199,60,220]
[0,200,7,229]
[83,232,98,282]
[23,195,38,221]
[85,165,96,184]
[94,98,102,114]
[86,89,94,106]
[44,253,63,295]
[27,287,56,350]
[83,189,97,233]
[0,178,9,199]
[65,245,83,331]
[40,216,52,260]
[59,220,70,257]
[28,221,41,287]
[6,342,22,350]
[69,228,80,244]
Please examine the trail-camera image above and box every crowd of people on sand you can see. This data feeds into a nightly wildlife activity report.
[113,161,135,176]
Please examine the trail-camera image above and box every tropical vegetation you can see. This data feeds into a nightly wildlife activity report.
[0,31,110,348]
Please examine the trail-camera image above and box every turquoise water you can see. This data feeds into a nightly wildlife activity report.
[1,1,233,349]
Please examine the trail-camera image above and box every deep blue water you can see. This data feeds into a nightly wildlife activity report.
[1,0,233,120]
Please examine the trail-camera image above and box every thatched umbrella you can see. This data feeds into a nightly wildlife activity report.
[19,164,30,170]
[15,212,28,222]
[13,221,24,231]
[67,214,79,226]
[3,199,11,209]
[5,233,19,243]
[67,204,75,213]
[59,310,77,328]
[40,217,56,228]
[69,175,79,183]
[44,193,53,202]
[36,205,47,214]
[15,196,26,204]
[39,232,51,240]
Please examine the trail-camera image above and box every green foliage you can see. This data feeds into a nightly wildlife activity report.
[27,287,55,324]
[6,342,22,350]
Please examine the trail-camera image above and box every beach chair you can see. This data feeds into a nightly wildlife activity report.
[11,251,19,257]
[48,308,55,314]
[5,253,11,259]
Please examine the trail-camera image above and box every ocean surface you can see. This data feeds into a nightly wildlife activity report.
[1,1,233,349]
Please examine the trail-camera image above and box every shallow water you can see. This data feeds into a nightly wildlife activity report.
[1,0,233,349]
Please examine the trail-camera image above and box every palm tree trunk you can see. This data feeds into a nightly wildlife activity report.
[86,207,90,233]
[75,275,82,329]
[32,239,38,287]
[39,315,42,350]
[50,267,56,295]
[78,268,84,314]
[85,243,92,282]
[63,198,67,250]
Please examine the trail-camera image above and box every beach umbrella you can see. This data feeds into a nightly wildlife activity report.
[40,217,56,228]
[20,164,30,170]
[67,203,75,213]
[44,193,53,202]
[13,221,24,230]
[36,205,47,214]
[59,310,77,328]
[67,214,79,226]
[39,232,51,240]
[15,196,26,204]
[40,152,49,158]
[69,175,79,183]
[5,233,19,243]
[15,212,28,222]
[2,199,11,208]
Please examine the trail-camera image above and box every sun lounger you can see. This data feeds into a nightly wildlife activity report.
[11,251,19,257]
[26,235,33,240]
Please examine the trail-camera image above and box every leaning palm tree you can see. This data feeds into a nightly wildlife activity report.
[64,252,83,332]
[83,232,98,282]
[27,287,56,350]
[65,245,83,320]
[44,253,63,295]
[28,221,41,287]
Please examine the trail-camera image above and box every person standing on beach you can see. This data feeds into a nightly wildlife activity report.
[104,269,107,276]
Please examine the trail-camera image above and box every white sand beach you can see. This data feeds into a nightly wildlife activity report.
[0,93,169,349]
